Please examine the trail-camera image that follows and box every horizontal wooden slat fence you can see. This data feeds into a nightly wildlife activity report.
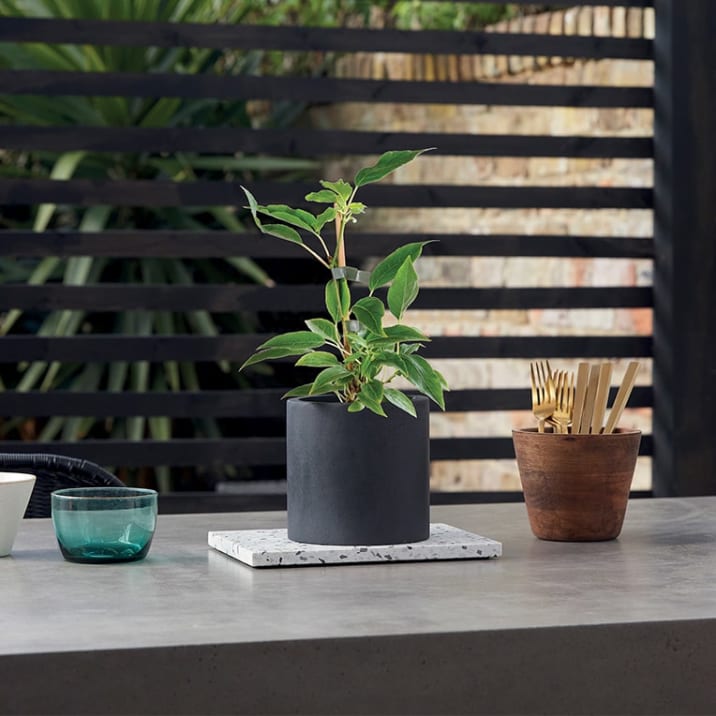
[0,0,656,499]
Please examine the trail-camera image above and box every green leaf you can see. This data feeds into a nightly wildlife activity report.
[325,279,350,324]
[261,223,304,245]
[261,205,317,233]
[309,366,353,395]
[382,325,429,343]
[354,148,432,188]
[400,354,446,410]
[349,202,366,215]
[357,380,387,417]
[295,351,339,368]
[387,257,419,320]
[240,347,302,370]
[369,241,431,292]
[319,179,353,202]
[305,318,340,344]
[34,150,87,231]
[315,207,337,231]
[241,185,261,227]
[282,383,314,398]
[305,189,338,204]
[400,342,422,355]
[351,296,385,336]
[384,388,418,417]
[241,189,304,245]
[256,331,325,352]
[347,401,365,413]
[368,351,407,375]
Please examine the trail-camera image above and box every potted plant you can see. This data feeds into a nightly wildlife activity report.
[241,149,448,545]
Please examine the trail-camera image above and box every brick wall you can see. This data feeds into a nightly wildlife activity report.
[310,6,654,491]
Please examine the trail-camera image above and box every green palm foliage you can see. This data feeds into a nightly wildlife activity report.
[0,0,316,489]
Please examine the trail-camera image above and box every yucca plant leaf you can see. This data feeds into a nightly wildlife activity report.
[208,207,272,286]
[108,361,130,393]
[33,151,87,231]
[153,300,181,390]
[0,256,60,335]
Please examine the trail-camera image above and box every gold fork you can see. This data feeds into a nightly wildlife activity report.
[551,370,575,434]
[530,361,555,433]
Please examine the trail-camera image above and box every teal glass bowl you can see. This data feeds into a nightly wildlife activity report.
[51,487,157,564]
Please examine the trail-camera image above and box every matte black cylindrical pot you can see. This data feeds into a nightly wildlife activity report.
[286,395,430,545]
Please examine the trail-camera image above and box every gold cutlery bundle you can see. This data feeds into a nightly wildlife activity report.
[529,360,640,434]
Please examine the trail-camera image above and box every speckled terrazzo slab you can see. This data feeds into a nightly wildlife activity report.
[208,523,502,568]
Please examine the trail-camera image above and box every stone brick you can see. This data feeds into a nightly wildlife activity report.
[577,7,593,37]
[458,54,473,82]
[612,7,627,38]
[643,8,655,39]
[593,7,611,37]
[626,8,643,38]
[448,55,460,82]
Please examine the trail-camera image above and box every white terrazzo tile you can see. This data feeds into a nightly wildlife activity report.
[208,523,502,568]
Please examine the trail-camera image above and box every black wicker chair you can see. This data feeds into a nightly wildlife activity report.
[0,453,124,518]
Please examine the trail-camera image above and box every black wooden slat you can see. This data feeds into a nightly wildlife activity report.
[0,18,652,60]
[0,386,653,417]
[0,438,286,467]
[0,390,286,417]
[0,71,654,107]
[0,335,652,362]
[0,284,653,311]
[0,230,655,259]
[0,335,259,362]
[0,433,653,466]
[420,335,653,359]
[0,179,654,210]
[0,126,654,159]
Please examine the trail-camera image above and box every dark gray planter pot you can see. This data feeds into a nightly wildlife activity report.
[286,395,430,545]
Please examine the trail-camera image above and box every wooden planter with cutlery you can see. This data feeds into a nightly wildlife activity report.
[512,428,641,541]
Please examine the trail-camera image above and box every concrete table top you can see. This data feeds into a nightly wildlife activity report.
[2,497,716,715]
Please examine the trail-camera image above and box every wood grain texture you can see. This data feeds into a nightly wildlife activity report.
[512,428,641,541]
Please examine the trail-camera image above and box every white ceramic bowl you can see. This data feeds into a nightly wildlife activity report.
[0,472,36,556]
